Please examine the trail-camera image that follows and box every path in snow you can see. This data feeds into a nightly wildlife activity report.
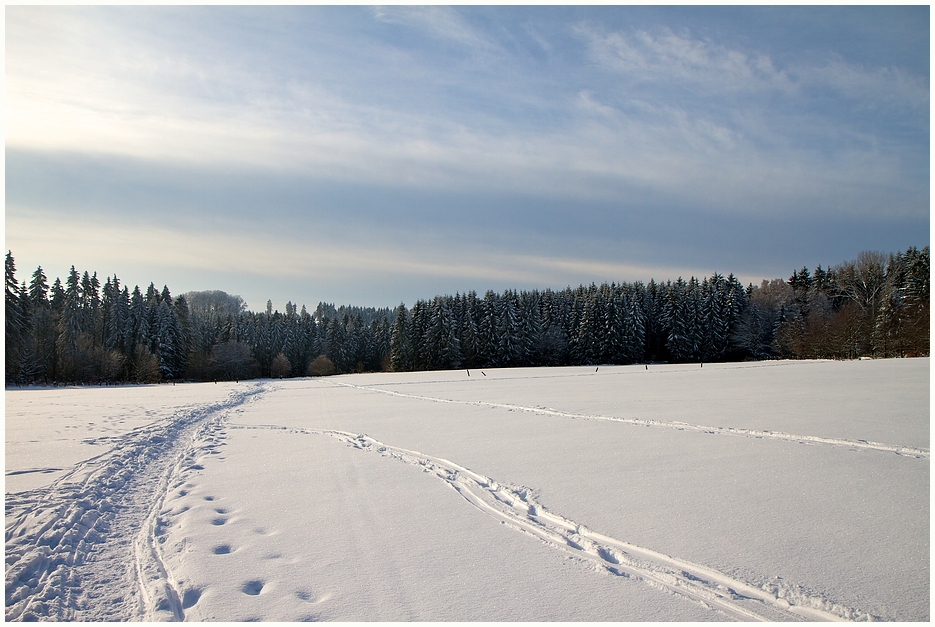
[4,383,266,621]
[233,423,875,622]
[327,380,930,458]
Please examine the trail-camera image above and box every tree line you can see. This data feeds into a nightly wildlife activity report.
[4,247,928,385]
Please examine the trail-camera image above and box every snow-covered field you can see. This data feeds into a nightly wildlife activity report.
[5,359,929,621]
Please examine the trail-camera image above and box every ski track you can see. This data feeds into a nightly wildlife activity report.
[4,382,267,622]
[327,380,929,459]
[233,423,876,622]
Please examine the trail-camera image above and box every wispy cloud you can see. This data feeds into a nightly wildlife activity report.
[371,6,499,54]
[576,22,928,118]
[576,24,793,94]
[801,58,929,114]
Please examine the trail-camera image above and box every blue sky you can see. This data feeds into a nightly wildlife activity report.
[6,6,929,310]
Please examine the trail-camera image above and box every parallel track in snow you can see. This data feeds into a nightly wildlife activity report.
[330,431,876,622]
[235,423,876,621]
[328,380,929,458]
[4,383,266,622]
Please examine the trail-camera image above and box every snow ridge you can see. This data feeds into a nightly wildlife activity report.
[330,381,929,458]
[234,424,875,621]
[4,383,266,622]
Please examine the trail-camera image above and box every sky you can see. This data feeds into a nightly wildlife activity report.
[5,6,930,310]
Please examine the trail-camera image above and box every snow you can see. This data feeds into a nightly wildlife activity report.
[5,384,236,493]
[5,358,929,621]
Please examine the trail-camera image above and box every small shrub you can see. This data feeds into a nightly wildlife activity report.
[270,352,292,378]
[307,355,336,376]
[132,345,162,383]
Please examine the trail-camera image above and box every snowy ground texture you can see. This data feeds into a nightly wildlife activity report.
[5,358,929,621]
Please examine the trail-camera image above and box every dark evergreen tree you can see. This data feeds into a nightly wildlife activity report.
[663,279,689,362]
[26,266,55,383]
[325,316,348,373]
[5,253,27,383]
[518,290,541,366]
[622,286,647,363]
[498,290,522,366]
[477,292,498,368]
[390,303,412,371]
[459,292,480,368]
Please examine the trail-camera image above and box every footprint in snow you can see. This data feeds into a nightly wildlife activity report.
[211,517,228,526]
[181,588,202,609]
[296,589,328,604]
[242,580,264,595]
[212,544,232,555]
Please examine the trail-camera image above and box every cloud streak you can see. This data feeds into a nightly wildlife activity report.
[7,204,718,309]
[577,25,794,95]
[372,6,499,54]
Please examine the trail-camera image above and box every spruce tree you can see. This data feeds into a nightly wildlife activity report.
[5,253,26,382]
[459,292,480,368]
[519,290,541,366]
[27,266,55,382]
[477,292,498,367]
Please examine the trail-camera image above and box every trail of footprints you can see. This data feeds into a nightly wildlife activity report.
[153,474,324,620]
[142,411,325,622]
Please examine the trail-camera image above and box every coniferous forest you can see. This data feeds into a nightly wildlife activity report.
[4,247,929,385]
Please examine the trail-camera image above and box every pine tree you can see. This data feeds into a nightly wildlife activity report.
[174,294,191,374]
[301,307,321,371]
[498,290,522,366]
[426,296,462,370]
[605,289,624,364]
[571,291,599,365]
[16,282,42,382]
[5,253,27,382]
[477,292,498,367]
[88,272,102,347]
[701,274,729,362]
[664,279,687,362]
[154,300,185,379]
[57,266,85,380]
[325,316,347,373]
[459,292,480,368]
[27,266,55,382]
[127,285,147,355]
[518,290,541,366]
[620,287,646,363]
[281,305,303,376]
